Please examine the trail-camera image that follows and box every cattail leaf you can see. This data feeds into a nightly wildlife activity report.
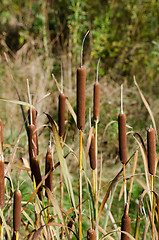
[45,113,77,216]
[22,209,35,229]
[33,222,79,240]
[66,99,77,125]
[134,77,157,138]
[0,209,11,240]
[100,229,135,240]
[0,98,35,108]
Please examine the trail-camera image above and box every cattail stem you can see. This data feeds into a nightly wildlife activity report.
[16,231,18,240]
[79,129,82,240]
[123,164,127,205]
[60,136,63,211]
[0,217,2,240]
[95,121,98,239]
[93,170,96,197]
[151,174,154,239]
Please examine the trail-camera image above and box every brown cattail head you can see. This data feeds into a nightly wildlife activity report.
[87,229,96,240]
[147,128,156,175]
[118,113,127,164]
[31,156,42,192]
[45,147,53,192]
[58,93,66,137]
[121,204,131,240]
[28,124,37,162]
[93,82,100,122]
[0,155,4,209]
[89,134,96,170]
[28,108,39,155]
[13,189,21,231]
[77,67,86,131]
[0,120,3,152]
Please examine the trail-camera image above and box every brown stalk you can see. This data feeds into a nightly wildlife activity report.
[0,155,4,209]
[147,128,156,175]
[89,134,96,170]
[93,82,100,122]
[77,67,86,131]
[87,229,96,240]
[0,120,3,152]
[118,113,127,165]
[58,93,66,137]
[13,189,21,231]
[121,204,131,240]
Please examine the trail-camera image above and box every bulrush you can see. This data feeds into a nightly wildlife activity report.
[13,189,21,232]
[87,229,96,240]
[28,108,39,155]
[77,67,86,131]
[147,128,156,175]
[118,113,127,164]
[121,204,131,240]
[28,124,37,161]
[0,155,4,209]
[58,93,65,137]
[0,120,3,151]
[31,156,42,192]
[89,134,96,170]
[45,147,53,192]
[93,82,100,122]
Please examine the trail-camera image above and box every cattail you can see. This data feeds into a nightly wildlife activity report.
[13,189,21,231]
[87,229,96,240]
[118,113,127,164]
[93,82,100,122]
[147,128,156,175]
[77,67,86,131]
[0,120,3,151]
[28,108,39,155]
[28,124,37,162]
[58,93,65,137]
[45,147,53,192]
[121,204,131,240]
[89,134,96,170]
[0,155,4,209]
[31,156,42,192]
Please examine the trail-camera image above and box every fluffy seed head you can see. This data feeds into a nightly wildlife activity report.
[87,229,96,239]
[13,189,21,231]
[0,155,4,209]
[118,113,127,164]
[0,120,3,151]
[58,93,66,137]
[77,67,86,131]
[147,128,156,175]
[93,82,100,122]
[121,204,131,240]
[89,134,96,170]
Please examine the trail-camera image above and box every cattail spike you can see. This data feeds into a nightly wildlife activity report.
[87,229,96,240]
[0,155,4,209]
[147,128,156,175]
[77,67,86,130]
[58,93,66,137]
[45,147,53,196]
[118,113,127,164]
[121,203,131,240]
[93,82,100,122]
[13,189,21,232]
[28,108,39,155]
[89,134,96,170]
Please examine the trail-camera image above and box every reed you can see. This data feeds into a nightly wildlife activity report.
[121,204,131,240]
[87,229,96,240]
[13,189,21,240]
[147,127,156,239]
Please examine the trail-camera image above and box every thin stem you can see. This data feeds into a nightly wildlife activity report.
[47,198,49,223]
[0,216,2,239]
[27,79,33,125]
[61,63,63,94]
[95,121,98,239]
[81,30,89,68]
[16,231,18,240]
[93,169,96,197]
[123,164,127,205]
[60,136,63,210]
[121,84,123,114]
[79,129,83,240]
[151,174,154,240]
[96,58,100,83]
